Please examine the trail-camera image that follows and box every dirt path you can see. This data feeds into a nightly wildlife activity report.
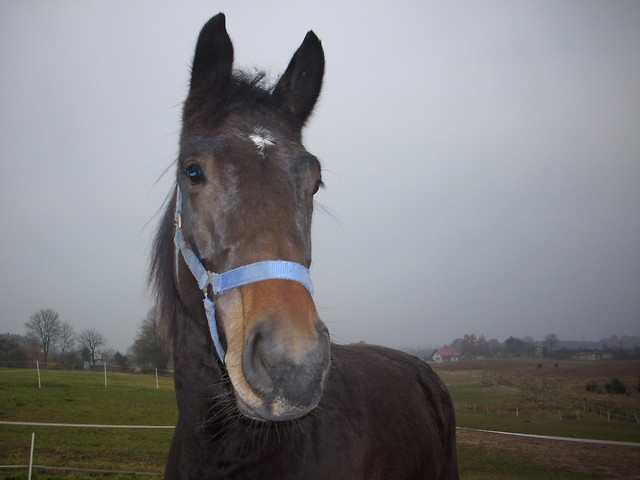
[457,429,640,478]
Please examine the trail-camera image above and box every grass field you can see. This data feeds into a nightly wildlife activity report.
[433,358,640,479]
[0,368,176,479]
[434,357,640,443]
[1,359,639,479]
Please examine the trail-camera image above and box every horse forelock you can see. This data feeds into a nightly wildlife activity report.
[182,70,296,131]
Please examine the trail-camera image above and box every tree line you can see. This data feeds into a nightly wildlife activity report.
[404,331,640,361]
[6,310,638,369]
[447,332,560,358]
[0,307,170,370]
[402,333,560,360]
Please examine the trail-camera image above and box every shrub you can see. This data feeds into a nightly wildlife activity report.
[604,377,627,394]
[585,381,602,393]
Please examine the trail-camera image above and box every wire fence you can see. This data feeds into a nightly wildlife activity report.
[2,374,174,477]
[1,361,174,391]
[454,399,640,424]
[0,463,163,477]
[1,360,174,377]
[3,363,638,477]
[0,425,169,478]
[1,364,176,477]
[469,371,640,424]
[3,421,638,479]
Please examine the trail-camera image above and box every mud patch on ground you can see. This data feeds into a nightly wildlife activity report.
[457,429,640,478]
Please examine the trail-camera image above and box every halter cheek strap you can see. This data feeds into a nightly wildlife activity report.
[173,186,314,363]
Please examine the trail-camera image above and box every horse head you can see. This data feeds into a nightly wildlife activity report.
[172,14,330,422]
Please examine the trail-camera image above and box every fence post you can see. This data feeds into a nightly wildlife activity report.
[36,361,41,389]
[104,363,107,388]
[28,432,35,480]
[156,368,159,389]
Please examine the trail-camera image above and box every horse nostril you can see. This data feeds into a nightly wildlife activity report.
[242,319,330,411]
[316,321,330,344]
[242,324,273,396]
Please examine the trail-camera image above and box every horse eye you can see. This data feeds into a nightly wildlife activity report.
[185,164,204,184]
[312,178,324,195]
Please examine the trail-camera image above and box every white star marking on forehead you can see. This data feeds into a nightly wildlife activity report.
[249,128,275,157]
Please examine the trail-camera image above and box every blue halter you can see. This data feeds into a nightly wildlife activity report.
[173,186,314,363]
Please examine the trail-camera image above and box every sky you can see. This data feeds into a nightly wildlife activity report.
[1,0,638,353]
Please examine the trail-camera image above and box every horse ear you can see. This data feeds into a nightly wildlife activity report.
[273,31,325,125]
[189,13,234,94]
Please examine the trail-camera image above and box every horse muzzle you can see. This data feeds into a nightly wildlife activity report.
[240,318,330,421]
[217,280,331,422]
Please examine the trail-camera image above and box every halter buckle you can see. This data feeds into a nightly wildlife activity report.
[202,271,215,298]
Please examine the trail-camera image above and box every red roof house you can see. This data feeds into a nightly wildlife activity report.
[431,348,461,363]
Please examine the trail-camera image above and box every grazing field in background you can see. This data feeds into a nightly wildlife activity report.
[433,358,640,479]
[1,359,639,479]
[434,358,640,442]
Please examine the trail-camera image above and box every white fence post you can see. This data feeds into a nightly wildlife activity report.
[36,361,41,389]
[104,363,107,388]
[28,432,35,480]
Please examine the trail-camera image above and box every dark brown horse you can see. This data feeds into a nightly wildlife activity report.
[151,13,458,480]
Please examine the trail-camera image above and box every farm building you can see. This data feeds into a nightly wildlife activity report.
[571,349,614,361]
[431,348,461,363]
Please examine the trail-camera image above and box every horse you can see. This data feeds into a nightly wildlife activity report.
[150,13,459,480]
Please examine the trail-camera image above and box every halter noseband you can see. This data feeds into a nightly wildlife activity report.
[173,186,314,363]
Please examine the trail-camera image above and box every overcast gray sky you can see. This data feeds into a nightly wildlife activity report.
[1,0,638,353]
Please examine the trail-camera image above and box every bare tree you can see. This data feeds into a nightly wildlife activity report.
[131,308,171,370]
[544,333,559,357]
[57,322,75,362]
[25,308,61,363]
[78,328,106,367]
[460,333,478,358]
[503,336,526,357]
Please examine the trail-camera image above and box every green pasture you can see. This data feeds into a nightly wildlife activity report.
[0,368,176,479]
[1,364,638,479]
[444,374,640,444]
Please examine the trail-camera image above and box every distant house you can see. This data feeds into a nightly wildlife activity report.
[431,348,461,363]
[571,349,614,361]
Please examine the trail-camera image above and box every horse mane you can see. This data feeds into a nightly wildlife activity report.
[149,190,178,338]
